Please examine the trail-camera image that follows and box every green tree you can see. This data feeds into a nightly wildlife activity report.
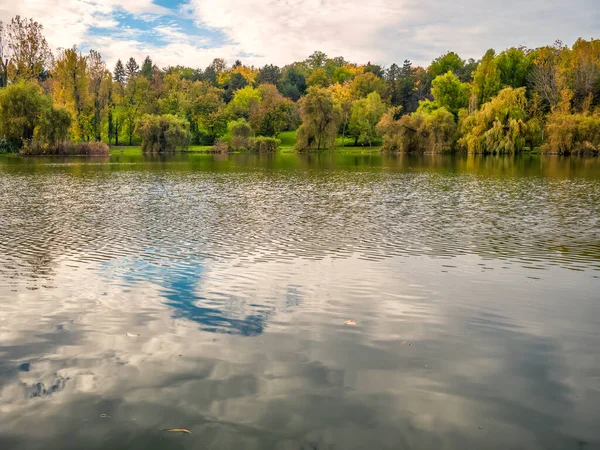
[228,85,262,119]
[472,49,502,107]
[136,114,190,152]
[296,86,341,151]
[430,71,470,116]
[192,82,228,144]
[496,47,532,89]
[141,56,153,80]
[278,64,307,100]
[348,92,386,146]
[0,81,70,148]
[256,64,281,85]
[125,57,139,81]
[113,59,126,93]
[428,52,465,79]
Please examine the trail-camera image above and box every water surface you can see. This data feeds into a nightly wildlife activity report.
[0,153,599,450]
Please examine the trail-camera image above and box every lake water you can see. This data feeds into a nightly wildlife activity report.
[0,153,599,450]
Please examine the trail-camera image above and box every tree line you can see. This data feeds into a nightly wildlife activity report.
[0,16,599,155]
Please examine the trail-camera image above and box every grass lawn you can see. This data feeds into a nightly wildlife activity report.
[109,131,381,155]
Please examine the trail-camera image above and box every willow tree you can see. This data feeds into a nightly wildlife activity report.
[459,87,530,154]
[295,86,341,151]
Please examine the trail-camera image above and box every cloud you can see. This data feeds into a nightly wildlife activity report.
[0,0,598,70]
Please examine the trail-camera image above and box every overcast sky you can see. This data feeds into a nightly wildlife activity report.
[1,0,598,69]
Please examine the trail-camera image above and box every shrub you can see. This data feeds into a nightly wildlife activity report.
[20,140,109,156]
[377,107,457,153]
[210,140,229,153]
[136,114,190,152]
[0,137,18,154]
[543,112,600,155]
[226,118,254,151]
[248,136,280,153]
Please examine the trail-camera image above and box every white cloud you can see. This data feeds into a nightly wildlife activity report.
[0,0,598,70]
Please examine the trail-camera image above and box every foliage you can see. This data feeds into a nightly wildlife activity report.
[3,16,52,83]
[296,87,341,151]
[377,106,457,153]
[544,111,600,155]
[0,80,52,147]
[430,71,470,116]
[248,136,280,153]
[249,84,296,136]
[20,140,109,156]
[136,114,190,152]
[350,72,387,99]
[226,118,255,150]
[348,92,386,146]
[459,87,530,154]
[472,49,502,107]
[428,52,465,79]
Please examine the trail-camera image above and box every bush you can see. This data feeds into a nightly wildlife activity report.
[0,137,18,154]
[377,107,457,153]
[136,114,190,152]
[210,140,229,153]
[20,140,110,156]
[248,136,280,153]
[543,112,600,155]
[226,118,254,151]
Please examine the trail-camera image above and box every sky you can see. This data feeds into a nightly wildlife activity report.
[0,0,598,70]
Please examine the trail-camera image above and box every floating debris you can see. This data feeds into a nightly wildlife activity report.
[100,414,111,418]
[164,428,191,434]
[126,333,140,337]
[344,320,358,326]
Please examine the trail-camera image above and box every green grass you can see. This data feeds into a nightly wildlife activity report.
[108,132,381,156]
[109,145,214,155]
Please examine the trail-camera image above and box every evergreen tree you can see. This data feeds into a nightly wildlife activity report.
[141,56,153,80]
[125,57,139,80]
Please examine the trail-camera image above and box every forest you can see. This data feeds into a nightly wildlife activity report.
[0,15,599,155]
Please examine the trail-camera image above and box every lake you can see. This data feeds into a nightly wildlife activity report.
[0,152,599,450]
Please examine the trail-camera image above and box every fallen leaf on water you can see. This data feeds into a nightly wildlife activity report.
[344,320,358,326]
[164,428,191,434]
[126,333,140,337]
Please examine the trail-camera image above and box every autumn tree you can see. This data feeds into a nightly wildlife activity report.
[87,50,111,141]
[249,84,295,136]
[2,16,52,83]
[459,87,530,154]
[350,72,387,99]
[52,46,89,140]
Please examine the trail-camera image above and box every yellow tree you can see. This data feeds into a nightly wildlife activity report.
[52,46,89,140]
[327,82,354,146]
